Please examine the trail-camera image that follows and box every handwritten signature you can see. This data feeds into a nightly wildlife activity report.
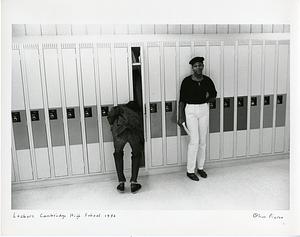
[253,212,284,220]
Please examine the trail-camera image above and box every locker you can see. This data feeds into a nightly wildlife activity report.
[150,102,162,138]
[62,48,80,107]
[166,136,178,165]
[31,109,50,178]
[49,108,67,177]
[115,47,130,104]
[223,45,235,97]
[151,138,163,167]
[237,45,249,96]
[277,44,289,94]
[275,127,285,153]
[262,128,273,154]
[208,46,221,95]
[236,130,247,157]
[164,46,177,101]
[12,49,25,111]
[80,48,97,106]
[250,96,261,129]
[276,94,286,127]
[209,98,220,133]
[209,133,220,160]
[249,129,260,156]
[165,101,177,137]
[223,97,234,132]
[179,45,192,80]
[251,44,263,96]
[43,48,62,108]
[67,107,84,175]
[84,106,101,173]
[263,95,273,128]
[165,101,178,165]
[223,132,234,158]
[12,111,30,150]
[35,148,50,179]
[16,150,33,181]
[53,146,68,177]
[237,96,247,130]
[148,45,162,102]
[181,135,189,164]
[264,44,276,95]
[24,47,44,109]
[98,47,114,105]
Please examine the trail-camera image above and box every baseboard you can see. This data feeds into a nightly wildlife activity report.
[12,152,289,191]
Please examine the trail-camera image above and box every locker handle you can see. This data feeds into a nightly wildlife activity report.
[49,109,57,120]
[150,103,157,113]
[251,97,257,106]
[31,111,40,121]
[264,96,270,105]
[277,95,283,104]
[12,112,21,123]
[84,107,92,118]
[165,102,172,112]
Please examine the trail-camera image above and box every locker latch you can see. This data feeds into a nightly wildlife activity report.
[84,107,92,118]
[238,97,244,107]
[150,103,157,113]
[209,101,216,109]
[67,108,75,119]
[277,95,283,104]
[49,109,57,120]
[264,96,270,105]
[12,112,21,123]
[31,111,40,121]
[101,107,109,117]
[165,102,172,112]
[251,97,257,106]
[224,98,230,108]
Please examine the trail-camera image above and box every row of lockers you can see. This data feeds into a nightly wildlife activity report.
[12,94,287,150]
[11,38,289,184]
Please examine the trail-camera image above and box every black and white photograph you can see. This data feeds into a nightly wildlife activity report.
[10,23,291,210]
[1,0,300,235]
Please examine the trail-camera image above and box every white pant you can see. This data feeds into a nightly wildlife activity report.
[185,103,209,173]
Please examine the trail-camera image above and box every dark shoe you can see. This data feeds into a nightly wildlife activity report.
[131,183,142,193]
[197,169,207,178]
[186,172,199,181]
[117,182,125,192]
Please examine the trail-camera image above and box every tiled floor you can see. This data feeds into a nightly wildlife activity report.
[12,158,289,210]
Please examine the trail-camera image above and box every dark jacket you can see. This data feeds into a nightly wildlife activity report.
[107,105,144,141]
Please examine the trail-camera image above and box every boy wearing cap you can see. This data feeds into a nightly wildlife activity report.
[178,57,217,181]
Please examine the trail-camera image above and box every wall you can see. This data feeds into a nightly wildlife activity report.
[12,24,290,37]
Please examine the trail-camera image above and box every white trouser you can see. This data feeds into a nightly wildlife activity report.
[185,103,209,173]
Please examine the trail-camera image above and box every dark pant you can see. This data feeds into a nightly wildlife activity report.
[113,131,143,183]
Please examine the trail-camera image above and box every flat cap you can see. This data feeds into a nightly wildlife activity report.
[189,57,204,65]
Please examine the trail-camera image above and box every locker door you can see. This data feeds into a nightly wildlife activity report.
[236,44,249,157]
[97,45,115,173]
[179,44,192,164]
[164,44,178,165]
[61,47,84,175]
[24,46,50,179]
[275,42,289,153]
[148,43,163,167]
[12,48,33,181]
[249,43,263,156]
[208,44,221,160]
[80,46,101,173]
[43,47,68,177]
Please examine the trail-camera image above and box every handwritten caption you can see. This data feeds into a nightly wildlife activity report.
[12,212,116,220]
